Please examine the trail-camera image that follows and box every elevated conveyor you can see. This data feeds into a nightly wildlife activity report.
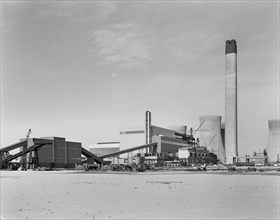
[81,147,103,164]
[0,140,27,153]
[1,138,53,168]
[100,143,157,159]
[2,143,50,164]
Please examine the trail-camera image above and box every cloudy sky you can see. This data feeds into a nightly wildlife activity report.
[1,1,279,155]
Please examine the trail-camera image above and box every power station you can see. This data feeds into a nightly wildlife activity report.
[1,39,279,170]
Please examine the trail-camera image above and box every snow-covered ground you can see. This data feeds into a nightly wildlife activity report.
[1,171,279,219]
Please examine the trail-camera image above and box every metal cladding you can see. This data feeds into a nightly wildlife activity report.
[145,111,152,144]
[267,119,280,162]
[151,125,176,138]
[168,125,187,135]
[38,137,81,168]
[225,39,238,164]
[199,116,225,162]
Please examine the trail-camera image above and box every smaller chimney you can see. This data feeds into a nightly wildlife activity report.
[145,111,151,144]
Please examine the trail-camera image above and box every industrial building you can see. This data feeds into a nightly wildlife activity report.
[0,137,102,169]
[95,111,217,166]
[239,150,268,166]
[35,137,81,168]
[89,142,120,157]
[89,142,120,164]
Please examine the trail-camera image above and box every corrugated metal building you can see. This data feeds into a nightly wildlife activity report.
[35,137,81,168]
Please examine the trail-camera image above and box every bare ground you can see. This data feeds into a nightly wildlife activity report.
[1,170,279,220]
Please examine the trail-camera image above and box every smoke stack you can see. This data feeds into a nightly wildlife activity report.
[145,111,151,144]
[199,116,225,162]
[225,39,238,164]
[266,119,280,163]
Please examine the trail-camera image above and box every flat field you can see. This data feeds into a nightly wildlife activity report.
[0,170,279,219]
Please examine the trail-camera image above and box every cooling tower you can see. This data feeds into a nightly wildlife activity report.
[199,116,225,162]
[266,119,280,162]
[225,39,238,164]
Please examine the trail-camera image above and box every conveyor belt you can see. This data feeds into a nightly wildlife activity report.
[0,140,27,153]
[100,143,157,159]
[2,143,51,164]
[81,147,103,164]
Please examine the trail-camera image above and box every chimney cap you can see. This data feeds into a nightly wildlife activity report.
[225,39,237,54]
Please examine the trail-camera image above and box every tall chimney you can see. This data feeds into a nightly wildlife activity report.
[225,39,238,164]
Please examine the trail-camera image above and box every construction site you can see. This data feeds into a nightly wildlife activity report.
[1,40,279,172]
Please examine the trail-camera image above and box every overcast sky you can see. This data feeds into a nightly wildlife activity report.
[1,1,279,155]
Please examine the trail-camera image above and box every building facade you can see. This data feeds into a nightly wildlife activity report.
[35,137,81,168]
